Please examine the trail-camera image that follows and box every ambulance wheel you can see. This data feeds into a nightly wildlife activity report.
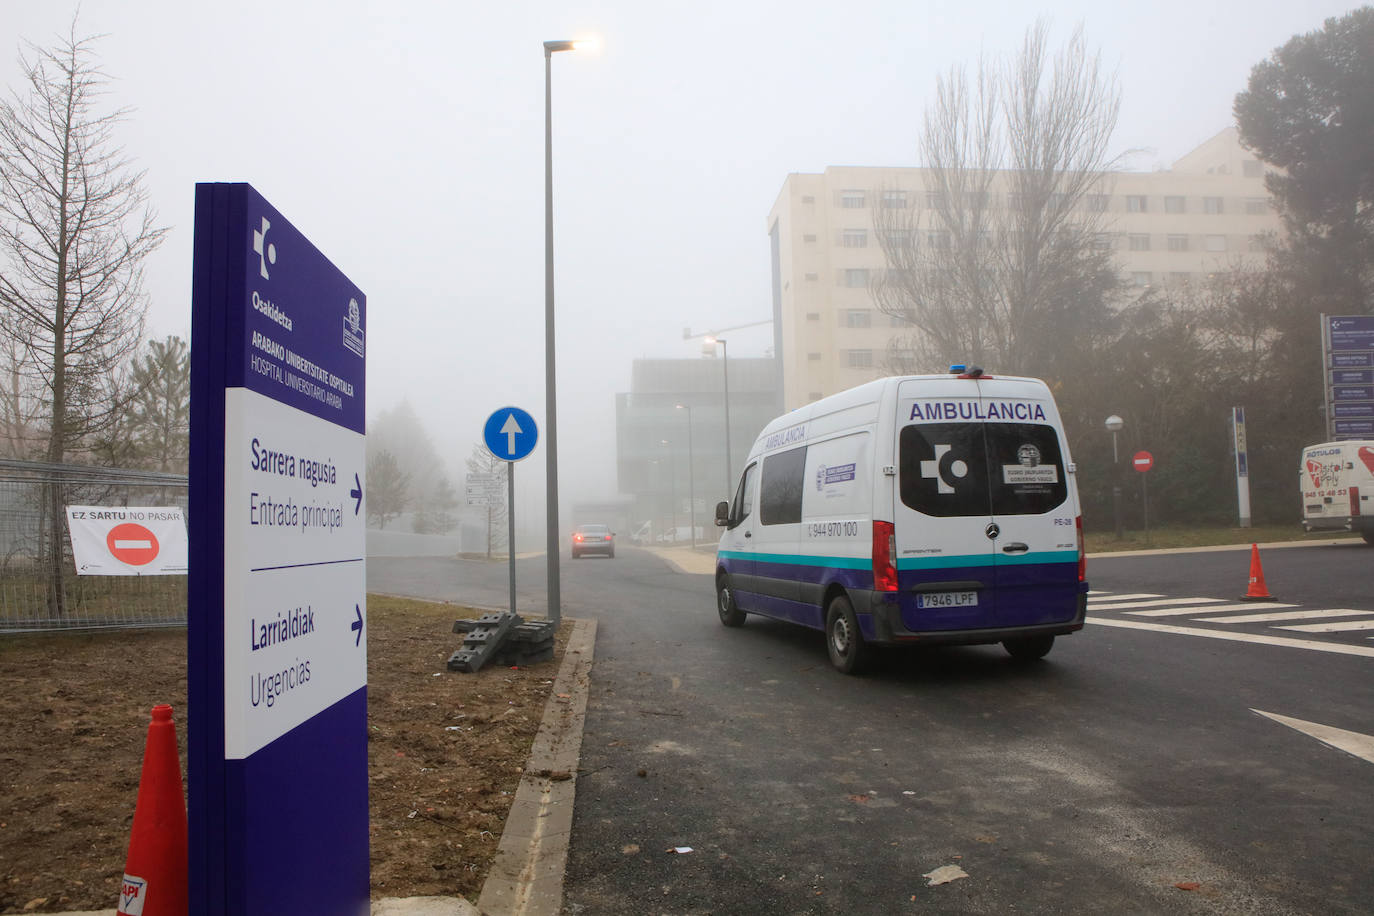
[825,594,870,675]
[717,573,746,627]
[1002,635,1055,661]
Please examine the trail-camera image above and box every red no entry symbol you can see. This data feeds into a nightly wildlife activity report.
[106,522,160,566]
[1133,450,1154,473]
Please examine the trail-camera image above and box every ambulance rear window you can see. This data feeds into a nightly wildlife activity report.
[899,422,1067,517]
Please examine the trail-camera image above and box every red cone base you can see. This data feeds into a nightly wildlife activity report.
[1241,543,1276,601]
[117,704,188,916]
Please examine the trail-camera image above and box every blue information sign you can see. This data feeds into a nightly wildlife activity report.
[483,406,539,462]
[189,184,369,915]
[1329,315,1374,351]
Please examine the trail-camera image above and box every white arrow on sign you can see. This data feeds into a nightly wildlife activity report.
[1252,709,1374,765]
[500,413,523,456]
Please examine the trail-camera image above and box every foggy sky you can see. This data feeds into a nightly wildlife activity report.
[1,0,1356,520]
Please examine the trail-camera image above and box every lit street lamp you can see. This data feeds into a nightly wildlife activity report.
[542,37,591,626]
[1105,414,1124,538]
[675,404,696,548]
[705,336,732,497]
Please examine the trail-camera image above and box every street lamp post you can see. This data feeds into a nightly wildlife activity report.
[542,38,588,626]
[1105,415,1124,539]
[707,337,732,497]
[676,404,696,548]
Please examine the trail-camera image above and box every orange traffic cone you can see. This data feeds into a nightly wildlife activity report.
[1240,543,1276,601]
[117,705,187,916]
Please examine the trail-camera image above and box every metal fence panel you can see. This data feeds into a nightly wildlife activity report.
[0,459,188,632]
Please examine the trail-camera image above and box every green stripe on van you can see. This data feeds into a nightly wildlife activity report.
[719,549,1077,570]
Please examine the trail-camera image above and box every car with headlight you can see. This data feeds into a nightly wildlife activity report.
[572,524,615,558]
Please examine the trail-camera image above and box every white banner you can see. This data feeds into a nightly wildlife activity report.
[66,506,189,576]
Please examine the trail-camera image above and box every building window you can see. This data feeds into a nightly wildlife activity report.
[881,228,912,246]
[1126,195,1147,213]
[926,230,950,250]
[845,349,874,369]
[1245,198,1270,215]
[801,195,816,204]
[802,233,817,243]
[807,352,822,361]
[843,309,872,328]
[925,189,947,208]
[1167,234,1189,252]
[1205,234,1227,252]
[1203,197,1224,215]
[1128,233,1150,251]
[1164,196,1186,214]
[842,268,870,288]
[1242,160,1262,178]
[1131,272,1152,287]
[841,228,868,248]
[806,312,820,321]
[965,190,990,208]
[804,272,818,281]
[1170,272,1192,285]
[1091,233,1113,250]
[881,190,908,209]
[840,189,866,209]
[1248,234,1268,252]
[1084,194,1109,213]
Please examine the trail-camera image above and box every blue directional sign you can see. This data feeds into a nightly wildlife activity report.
[484,406,538,462]
[189,184,369,915]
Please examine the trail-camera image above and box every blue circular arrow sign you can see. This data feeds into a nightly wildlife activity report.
[483,406,538,462]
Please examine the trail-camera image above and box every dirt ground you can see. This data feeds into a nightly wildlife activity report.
[0,594,567,914]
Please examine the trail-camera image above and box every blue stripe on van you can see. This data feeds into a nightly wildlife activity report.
[897,550,1077,570]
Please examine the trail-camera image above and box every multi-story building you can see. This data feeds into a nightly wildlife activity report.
[766,128,1282,411]
[614,357,779,540]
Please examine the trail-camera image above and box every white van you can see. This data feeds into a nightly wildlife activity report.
[713,369,1087,673]
[1299,440,1374,544]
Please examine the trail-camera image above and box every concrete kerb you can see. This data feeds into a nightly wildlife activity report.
[53,615,597,916]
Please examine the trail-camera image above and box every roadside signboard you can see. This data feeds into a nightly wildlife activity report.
[65,506,188,575]
[1132,450,1154,473]
[189,184,369,915]
[1323,315,1374,440]
[483,406,538,462]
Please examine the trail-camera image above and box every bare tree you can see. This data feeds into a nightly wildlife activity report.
[873,22,1122,380]
[0,22,166,614]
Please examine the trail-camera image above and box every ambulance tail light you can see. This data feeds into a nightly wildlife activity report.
[1076,516,1086,582]
[873,521,898,591]
[1352,487,1361,517]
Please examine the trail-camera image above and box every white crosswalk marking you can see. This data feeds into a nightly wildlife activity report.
[1087,593,1162,602]
[1199,608,1369,624]
[1276,618,1374,633]
[1131,602,1299,617]
[1093,597,1228,611]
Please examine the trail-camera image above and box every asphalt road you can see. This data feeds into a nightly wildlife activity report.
[369,542,1374,915]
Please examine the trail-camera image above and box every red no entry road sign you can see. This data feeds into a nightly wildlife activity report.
[106,522,160,566]
[1133,450,1154,473]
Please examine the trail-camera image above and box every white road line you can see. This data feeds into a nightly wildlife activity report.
[1087,592,1161,601]
[1252,710,1374,765]
[1130,602,1299,618]
[1087,617,1374,658]
[1198,608,1368,624]
[1276,618,1374,633]
[1093,597,1227,611]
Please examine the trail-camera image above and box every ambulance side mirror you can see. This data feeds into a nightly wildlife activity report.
[715,501,730,527]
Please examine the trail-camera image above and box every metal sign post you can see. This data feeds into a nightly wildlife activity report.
[1133,450,1154,536]
[1232,407,1252,528]
[483,407,539,619]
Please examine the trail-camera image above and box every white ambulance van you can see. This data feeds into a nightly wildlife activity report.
[714,368,1087,674]
[1299,440,1374,544]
